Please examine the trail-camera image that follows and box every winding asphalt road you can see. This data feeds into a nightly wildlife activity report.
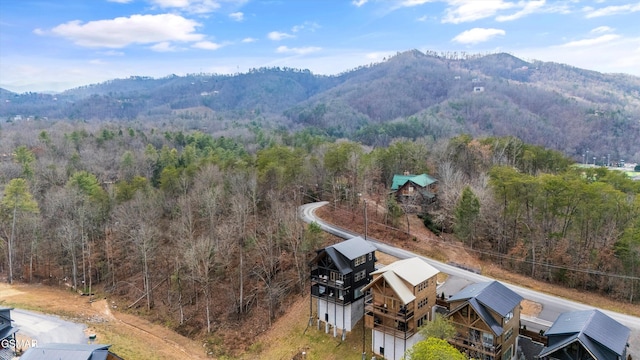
[300,201,640,356]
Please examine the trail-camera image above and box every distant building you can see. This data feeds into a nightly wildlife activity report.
[391,172,438,213]
[309,236,377,339]
[538,309,630,360]
[363,257,440,360]
[473,86,485,92]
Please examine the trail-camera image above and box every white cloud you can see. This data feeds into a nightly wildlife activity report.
[591,26,614,34]
[353,0,368,7]
[99,50,125,56]
[242,37,257,43]
[108,0,133,3]
[291,21,320,33]
[400,0,433,6]
[516,35,640,76]
[496,0,545,21]
[150,0,221,14]
[89,59,107,65]
[46,14,203,48]
[150,41,178,52]
[267,31,294,41]
[229,12,244,21]
[192,41,223,50]
[584,3,640,18]
[443,0,516,24]
[417,15,429,21]
[561,34,621,47]
[452,27,506,44]
[276,46,321,55]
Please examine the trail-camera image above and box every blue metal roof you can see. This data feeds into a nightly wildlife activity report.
[540,309,630,358]
[448,281,522,317]
[20,343,112,360]
[318,237,376,275]
[331,236,376,260]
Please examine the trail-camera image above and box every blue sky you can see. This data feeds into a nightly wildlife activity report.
[1,0,639,93]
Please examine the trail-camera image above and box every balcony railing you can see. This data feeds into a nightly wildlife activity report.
[311,285,347,304]
[310,274,350,289]
[449,335,502,357]
[364,313,417,337]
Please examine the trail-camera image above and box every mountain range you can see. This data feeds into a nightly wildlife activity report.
[2,50,639,162]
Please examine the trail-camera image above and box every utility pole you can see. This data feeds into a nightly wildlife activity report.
[363,199,368,240]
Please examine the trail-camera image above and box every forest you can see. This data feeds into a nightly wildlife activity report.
[2,50,640,162]
[1,112,639,355]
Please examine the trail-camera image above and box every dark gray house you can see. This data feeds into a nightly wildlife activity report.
[309,236,376,339]
[0,307,18,358]
[538,309,630,360]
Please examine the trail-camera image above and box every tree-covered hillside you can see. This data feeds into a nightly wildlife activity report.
[1,112,640,356]
[1,50,639,162]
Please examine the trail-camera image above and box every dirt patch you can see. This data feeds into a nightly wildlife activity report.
[521,300,542,317]
[0,283,207,360]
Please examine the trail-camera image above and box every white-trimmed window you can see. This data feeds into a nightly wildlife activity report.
[354,255,367,267]
[330,272,344,282]
[502,345,513,360]
[504,311,513,323]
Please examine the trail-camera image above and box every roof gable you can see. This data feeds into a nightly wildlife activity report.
[448,281,522,317]
[370,257,439,286]
[543,309,630,357]
[331,236,376,260]
[311,237,376,275]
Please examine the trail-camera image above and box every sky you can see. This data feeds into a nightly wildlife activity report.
[1,0,639,93]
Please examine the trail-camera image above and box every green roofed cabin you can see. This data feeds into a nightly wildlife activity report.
[391,172,438,213]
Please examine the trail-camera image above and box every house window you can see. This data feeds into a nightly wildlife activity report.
[417,279,429,292]
[354,270,366,282]
[460,306,468,317]
[504,328,513,342]
[354,255,366,267]
[418,298,429,309]
[417,314,429,327]
[330,272,344,282]
[368,252,373,261]
[482,332,494,346]
[504,311,513,323]
[502,345,513,360]
[408,186,414,193]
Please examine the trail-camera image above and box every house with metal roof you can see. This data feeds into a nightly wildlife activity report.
[309,236,377,339]
[446,281,523,360]
[538,309,630,360]
[362,257,440,360]
[20,343,123,360]
[0,307,18,358]
[391,172,438,213]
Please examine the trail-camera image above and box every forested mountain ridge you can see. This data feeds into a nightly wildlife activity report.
[1,49,640,161]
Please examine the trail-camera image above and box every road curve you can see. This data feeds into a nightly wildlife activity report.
[300,201,640,356]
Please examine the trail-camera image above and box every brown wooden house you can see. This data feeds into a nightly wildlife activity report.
[363,257,440,360]
[447,281,522,360]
